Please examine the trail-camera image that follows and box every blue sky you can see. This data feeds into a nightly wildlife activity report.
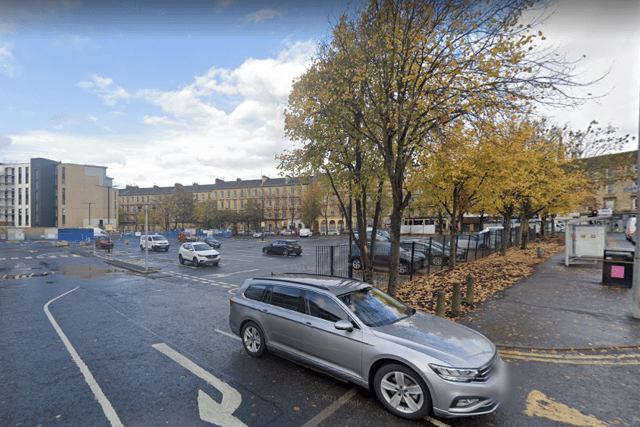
[1,0,638,188]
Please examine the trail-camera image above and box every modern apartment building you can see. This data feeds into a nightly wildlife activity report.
[0,158,118,229]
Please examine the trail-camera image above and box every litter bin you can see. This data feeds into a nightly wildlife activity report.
[602,250,634,287]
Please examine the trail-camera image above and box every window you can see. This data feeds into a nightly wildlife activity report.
[25,188,29,204]
[269,286,303,312]
[62,209,66,226]
[607,184,615,195]
[18,167,21,184]
[62,188,65,205]
[61,167,65,184]
[290,188,294,195]
[234,190,237,197]
[25,209,29,226]
[25,167,29,184]
[306,292,349,322]
[244,285,268,301]
[18,188,22,205]
[276,188,280,195]
[228,191,231,198]
[18,209,22,226]
[233,200,237,209]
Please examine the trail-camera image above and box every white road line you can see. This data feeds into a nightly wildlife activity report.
[44,288,124,427]
[215,329,241,341]
[300,389,357,427]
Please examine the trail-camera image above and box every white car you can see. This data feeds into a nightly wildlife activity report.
[178,242,220,266]
[140,234,170,252]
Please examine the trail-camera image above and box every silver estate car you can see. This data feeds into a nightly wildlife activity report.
[229,274,509,420]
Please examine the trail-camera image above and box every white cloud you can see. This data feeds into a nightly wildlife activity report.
[64,41,317,186]
[245,8,281,24]
[0,42,18,76]
[77,74,132,106]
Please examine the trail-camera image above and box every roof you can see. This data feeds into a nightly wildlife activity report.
[118,175,310,196]
[250,273,371,296]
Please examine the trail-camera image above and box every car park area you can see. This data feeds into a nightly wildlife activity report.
[1,232,637,427]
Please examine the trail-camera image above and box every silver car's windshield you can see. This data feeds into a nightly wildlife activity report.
[339,287,413,327]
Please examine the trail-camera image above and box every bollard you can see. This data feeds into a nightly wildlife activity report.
[436,291,446,317]
[451,283,461,317]
[466,276,475,305]
[537,247,542,258]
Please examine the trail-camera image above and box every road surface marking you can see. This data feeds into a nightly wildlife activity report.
[300,389,357,427]
[44,287,124,427]
[500,349,640,366]
[525,390,609,426]
[215,329,241,341]
[152,343,247,427]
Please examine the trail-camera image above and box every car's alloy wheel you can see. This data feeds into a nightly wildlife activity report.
[241,321,265,357]
[398,262,409,275]
[432,256,443,266]
[140,245,144,251]
[374,364,431,420]
[192,257,199,266]
[352,258,362,270]
[179,254,184,264]
[282,249,289,256]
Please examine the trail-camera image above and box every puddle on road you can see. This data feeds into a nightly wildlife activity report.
[57,264,129,279]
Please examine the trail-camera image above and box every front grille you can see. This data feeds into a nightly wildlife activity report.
[473,352,498,382]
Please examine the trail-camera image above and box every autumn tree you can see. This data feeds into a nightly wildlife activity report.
[194,200,219,229]
[285,0,589,296]
[166,187,195,229]
[411,120,495,267]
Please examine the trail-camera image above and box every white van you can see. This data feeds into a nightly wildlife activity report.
[626,217,636,243]
[93,228,108,238]
[140,234,170,251]
[299,228,312,237]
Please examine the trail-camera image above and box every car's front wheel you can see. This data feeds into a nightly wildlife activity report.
[192,257,199,266]
[398,261,410,275]
[241,321,266,357]
[178,254,184,264]
[431,255,443,266]
[140,245,144,251]
[374,363,431,420]
[282,249,289,256]
[352,257,362,270]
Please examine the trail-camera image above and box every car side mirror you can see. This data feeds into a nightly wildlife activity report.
[334,320,353,332]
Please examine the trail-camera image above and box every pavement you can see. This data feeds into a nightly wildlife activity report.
[461,251,640,350]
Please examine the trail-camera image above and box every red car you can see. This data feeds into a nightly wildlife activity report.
[95,237,114,249]
[178,232,196,243]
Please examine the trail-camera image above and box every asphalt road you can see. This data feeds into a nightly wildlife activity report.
[1,233,637,427]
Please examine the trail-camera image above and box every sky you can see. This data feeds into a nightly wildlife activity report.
[0,0,638,189]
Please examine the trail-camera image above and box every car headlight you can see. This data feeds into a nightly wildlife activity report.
[429,364,480,382]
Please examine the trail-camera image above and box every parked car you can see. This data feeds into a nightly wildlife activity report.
[299,228,312,237]
[94,237,114,249]
[349,242,427,275]
[327,229,340,236]
[262,240,302,256]
[140,234,170,251]
[400,240,465,266]
[281,229,294,236]
[354,229,391,242]
[229,274,509,420]
[253,231,264,238]
[178,232,196,242]
[202,236,221,248]
[627,217,636,243]
[178,242,220,266]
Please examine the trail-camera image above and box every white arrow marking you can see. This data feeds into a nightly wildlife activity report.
[153,343,247,427]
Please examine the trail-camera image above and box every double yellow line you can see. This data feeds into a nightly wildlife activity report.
[499,347,640,366]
